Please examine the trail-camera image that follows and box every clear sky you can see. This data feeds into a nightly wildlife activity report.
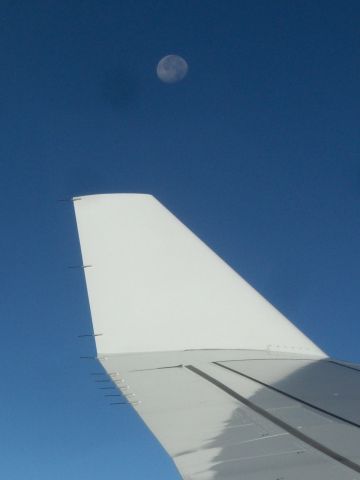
[0,1,359,478]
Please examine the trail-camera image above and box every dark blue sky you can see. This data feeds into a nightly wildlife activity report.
[0,1,359,478]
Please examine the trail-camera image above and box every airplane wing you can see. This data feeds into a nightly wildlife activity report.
[74,193,360,480]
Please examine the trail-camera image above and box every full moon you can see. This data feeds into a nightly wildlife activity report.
[156,55,188,84]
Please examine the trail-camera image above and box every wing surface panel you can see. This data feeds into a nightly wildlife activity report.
[216,359,360,425]
[195,362,360,465]
[98,352,360,480]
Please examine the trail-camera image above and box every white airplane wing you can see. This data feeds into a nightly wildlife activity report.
[74,194,360,480]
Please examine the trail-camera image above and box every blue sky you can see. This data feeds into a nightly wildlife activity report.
[0,1,359,478]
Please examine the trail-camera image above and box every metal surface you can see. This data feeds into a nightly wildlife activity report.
[98,351,360,480]
[216,359,360,425]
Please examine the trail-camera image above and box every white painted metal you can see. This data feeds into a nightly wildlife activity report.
[218,359,360,425]
[99,351,360,480]
[74,194,324,356]
[199,361,360,465]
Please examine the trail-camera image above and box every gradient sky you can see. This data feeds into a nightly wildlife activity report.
[0,1,359,479]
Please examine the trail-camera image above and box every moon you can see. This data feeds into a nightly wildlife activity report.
[156,55,188,84]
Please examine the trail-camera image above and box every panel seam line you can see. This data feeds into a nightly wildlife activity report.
[214,361,360,430]
[185,364,360,474]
